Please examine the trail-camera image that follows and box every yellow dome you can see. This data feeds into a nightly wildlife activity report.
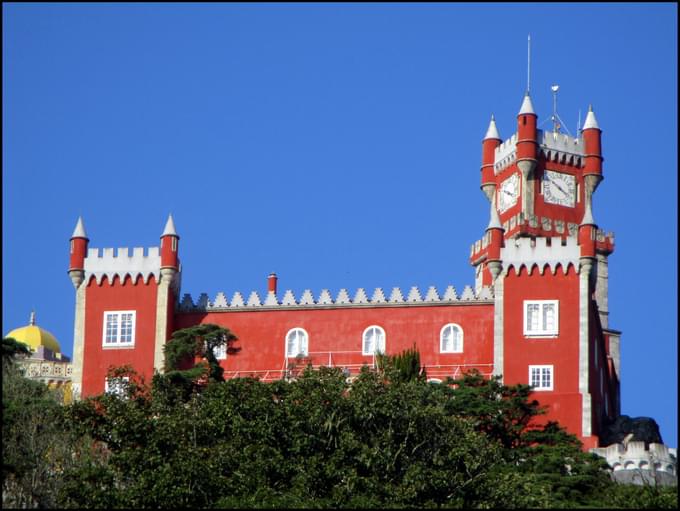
[6,312,61,354]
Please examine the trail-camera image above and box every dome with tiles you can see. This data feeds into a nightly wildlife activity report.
[5,312,61,354]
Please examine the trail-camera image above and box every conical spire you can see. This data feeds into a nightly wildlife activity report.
[582,104,600,130]
[484,115,501,140]
[162,214,178,237]
[71,216,88,239]
[518,91,536,115]
[29,310,36,326]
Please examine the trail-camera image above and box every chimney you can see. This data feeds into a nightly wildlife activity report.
[267,272,278,295]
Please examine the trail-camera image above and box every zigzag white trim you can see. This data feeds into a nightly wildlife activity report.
[177,285,495,311]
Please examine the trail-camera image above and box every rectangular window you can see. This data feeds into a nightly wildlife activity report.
[105,376,130,397]
[102,311,136,348]
[529,365,553,391]
[524,300,559,337]
[205,340,227,360]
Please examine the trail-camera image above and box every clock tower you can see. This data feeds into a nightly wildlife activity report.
[471,91,618,448]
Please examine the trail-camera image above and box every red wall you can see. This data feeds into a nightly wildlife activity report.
[502,264,585,438]
[81,274,159,396]
[175,303,494,382]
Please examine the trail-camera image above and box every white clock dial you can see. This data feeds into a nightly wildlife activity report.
[498,173,519,213]
[543,170,576,207]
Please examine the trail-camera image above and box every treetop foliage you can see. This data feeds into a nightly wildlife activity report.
[2,332,677,509]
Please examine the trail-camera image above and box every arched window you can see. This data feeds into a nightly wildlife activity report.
[440,323,463,353]
[286,328,308,357]
[362,326,385,355]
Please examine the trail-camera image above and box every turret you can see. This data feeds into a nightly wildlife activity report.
[68,217,89,288]
[481,115,502,202]
[485,206,504,282]
[516,92,538,221]
[582,105,603,179]
[160,214,180,271]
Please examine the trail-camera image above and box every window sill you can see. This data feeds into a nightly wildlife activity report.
[102,344,135,350]
[524,334,558,339]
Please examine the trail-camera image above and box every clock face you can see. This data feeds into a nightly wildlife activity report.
[498,173,520,213]
[543,170,576,207]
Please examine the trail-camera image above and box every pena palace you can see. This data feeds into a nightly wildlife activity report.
[65,89,622,451]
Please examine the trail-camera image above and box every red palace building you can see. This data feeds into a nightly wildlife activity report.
[68,91,619,449]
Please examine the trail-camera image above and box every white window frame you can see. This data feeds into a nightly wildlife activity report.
[102,311,136,348]
[362,325,386,356]
[529,365,554,391]
[285,327,309,357]
[105,376,130,397]
[440,323,464,353]
[523,300,559,337]
[204,340,227,360]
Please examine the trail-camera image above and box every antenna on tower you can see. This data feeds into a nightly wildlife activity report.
[549,84,573,137]
[577,108,582,138]
[527,34,531,93]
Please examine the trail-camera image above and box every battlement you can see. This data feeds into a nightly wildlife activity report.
[590,442,677,486]
[177,284,494,312]
[501,235,581,276]
[84,246,162,285]
[494,133,518,173]
[470,215,581,261]
[538,129,584,164]
[493,129,588,174]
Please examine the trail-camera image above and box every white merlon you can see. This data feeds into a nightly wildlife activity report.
[389,287,404,303]
[354,288,369,304]
[582,105,600,130]
[230,291,245,307]
[71,217,88,239]
[196,293,210,309]
[246,291,261,307]
[318,289,333,305]
[493,133,518,172]
[84,246,162,284]
[425,286,440,302]
[176,285,495,312]
[213,292,229,308]
[539,129,585,158]
[518,92,536,115]
[477,286,494,299]
[336,289,351,304]
[371,288,387,303]
[180,294,194,309]
[299,290,315,305]
[264,292,279,306]
[484,115,501,140]
[407,286,422,302]
[282,290,297,306]
[460,285,475,300]
[162,214,178,237]
[501,236,581,276]
[442,285,458,301]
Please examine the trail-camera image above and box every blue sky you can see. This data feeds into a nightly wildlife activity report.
[3,3,677,447]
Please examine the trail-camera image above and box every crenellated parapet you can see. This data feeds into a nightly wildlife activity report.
[590,442,677,486]
[500,236,581,276]
[494,130,586,175]
[84,246,164,285]
[177,284,494,312]
[493,133,518,173]
[593,228,615,254]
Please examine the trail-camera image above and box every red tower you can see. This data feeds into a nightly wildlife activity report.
[470,91,618,448]
[69,215,180,397]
